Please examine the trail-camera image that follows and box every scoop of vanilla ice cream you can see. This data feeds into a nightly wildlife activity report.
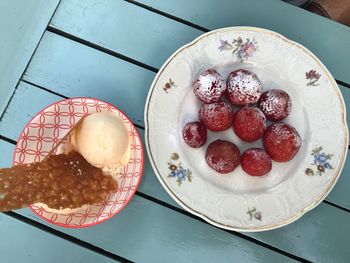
[71,112,130,170]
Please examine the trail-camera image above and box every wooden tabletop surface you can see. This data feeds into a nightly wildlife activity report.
[1,0,350,262]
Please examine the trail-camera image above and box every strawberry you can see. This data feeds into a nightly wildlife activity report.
[241,148,272,176]
[226,69,262,106]
[263,123,302,162]
[182,121,207,148]
[233,107,266,142]
[205,140,241,174]
[258,89,291,121]
[199,101,234,131]
[193,69,226,103]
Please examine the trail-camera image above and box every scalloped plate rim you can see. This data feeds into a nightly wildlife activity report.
[144,26,348,232]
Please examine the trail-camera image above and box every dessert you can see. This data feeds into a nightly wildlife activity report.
[182,121,207,148]
[0,111,133,212]
[72,112,130,171]
[193,69,226,103]
[205,140,241,173]
[241,148,272,176]
[233,107,266,142]
[0,151,117,212]
[258,89,291,121]
[263,123,302,162]
[226,69,262,106]
[186,66,302,176]
[199,101,234,131]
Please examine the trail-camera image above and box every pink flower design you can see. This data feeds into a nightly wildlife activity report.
[305,70,321,86]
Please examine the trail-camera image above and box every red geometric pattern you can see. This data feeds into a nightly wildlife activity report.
[13,98,144,228]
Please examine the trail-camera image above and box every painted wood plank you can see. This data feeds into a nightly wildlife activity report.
[0,213,115,263]
[50,0,202,69]
[23,31,350,131]
[24,32,153,127]
[0,0,60,115]
[133,0,350,84]
[0,148,293,263]
[1,81,350,262]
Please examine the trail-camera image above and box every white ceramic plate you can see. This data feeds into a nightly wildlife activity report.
[145,27,348,232]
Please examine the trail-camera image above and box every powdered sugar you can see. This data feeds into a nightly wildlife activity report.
[241,148,272,176]
[199,101,233,131]
[233,107,266,142]
[193,69,226,103]
[244,148,269,160]
[182,121,207,148]
[263,123,302,162]
[258,89,291,121]
[226,69,262,106]
[205,140,241,174]
[269,123,301,147]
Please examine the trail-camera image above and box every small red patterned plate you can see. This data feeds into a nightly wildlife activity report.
[13,97,144,228]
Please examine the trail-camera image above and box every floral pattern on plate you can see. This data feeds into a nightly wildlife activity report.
[167,153,192,185]
[305,146,333,176]
[247,207,262,221]
[306,69,321,86]
[163,78,177,93]
[218,37,258,61]
[146,27,347,232]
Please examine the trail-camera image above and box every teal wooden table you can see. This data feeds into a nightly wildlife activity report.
[1,1,350,262]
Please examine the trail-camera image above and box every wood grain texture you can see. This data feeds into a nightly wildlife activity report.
[0,0,60,115]
[1,81,350,262]
[24,32,153,127]
[134,0,350,84]
[50,0,202,69]
[0,213,115,263]
[23,32,350,132]
[0,143,293,263]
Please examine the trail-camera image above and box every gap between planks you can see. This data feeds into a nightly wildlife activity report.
[3,211,134,263]
[46,25,350,89]
[0,0,63,123]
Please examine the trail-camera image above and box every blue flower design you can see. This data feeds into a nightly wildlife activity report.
[169,171,177,178]
[306,146,333,176]
[314,153,328,165]
[176,167,187,179]
[167,153,192,186]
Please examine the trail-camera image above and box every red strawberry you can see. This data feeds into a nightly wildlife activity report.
[199,101,234,131]
[226,69,262,106]
[233,107,266,142]
[241,148,272,176]
[258,89,291,121]
[263,123,302,162]
[193,69,226,103]
[182,121,207,148]
[205,140,241,174]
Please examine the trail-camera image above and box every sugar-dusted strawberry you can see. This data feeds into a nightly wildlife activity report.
[263,123,302,162]
[233,106,266,142]
[182,121,207,148]
[199,101,234,131]
[241,148,272,176]
[193,69,226,103]
[226,69,262,106]
[205,140,241,174]
[258,89,291,121]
